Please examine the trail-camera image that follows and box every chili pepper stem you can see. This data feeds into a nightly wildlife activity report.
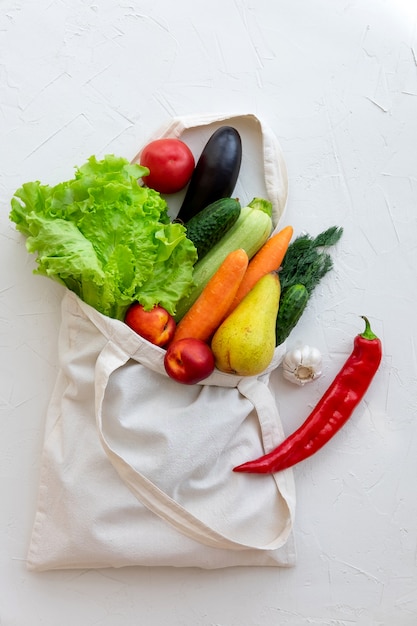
[361,315,378,341]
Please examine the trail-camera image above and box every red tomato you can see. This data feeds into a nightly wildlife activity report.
[140,138,195,194]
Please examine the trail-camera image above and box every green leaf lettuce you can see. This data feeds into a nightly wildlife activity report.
[10,154,197,320]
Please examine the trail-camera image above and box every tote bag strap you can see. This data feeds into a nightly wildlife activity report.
[94,339,294,552]
[131,111,288,227]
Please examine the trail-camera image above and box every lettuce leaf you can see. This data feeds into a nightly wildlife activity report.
[10,155,197,320]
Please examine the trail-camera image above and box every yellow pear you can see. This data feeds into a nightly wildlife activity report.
[211,272,280,376]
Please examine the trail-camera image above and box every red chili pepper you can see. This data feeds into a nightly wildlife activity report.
[234,316,382,474]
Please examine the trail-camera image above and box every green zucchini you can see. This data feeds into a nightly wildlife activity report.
[175,197,273,321]
[185,198,241,261]
[275,283,309,346]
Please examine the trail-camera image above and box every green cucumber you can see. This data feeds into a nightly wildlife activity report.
[185,198,241,261]
[175,197,273,321]
[275,283,309,346]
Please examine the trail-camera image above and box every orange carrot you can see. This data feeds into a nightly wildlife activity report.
[172,248,249,343]
[226,224,293,316]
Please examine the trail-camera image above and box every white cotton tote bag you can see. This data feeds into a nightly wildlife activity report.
[27,112,297,571]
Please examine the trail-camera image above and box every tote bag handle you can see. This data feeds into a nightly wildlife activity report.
[131,111,288,228]
[94,339,295,552]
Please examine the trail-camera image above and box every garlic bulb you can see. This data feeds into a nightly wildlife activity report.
[282,345,322,386]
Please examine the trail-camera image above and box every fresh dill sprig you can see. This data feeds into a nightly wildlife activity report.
[279,226,343,295]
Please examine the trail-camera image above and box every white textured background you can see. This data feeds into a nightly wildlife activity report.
[1,0,417,624]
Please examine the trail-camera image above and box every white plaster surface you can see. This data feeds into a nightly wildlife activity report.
[1,0,417,623]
